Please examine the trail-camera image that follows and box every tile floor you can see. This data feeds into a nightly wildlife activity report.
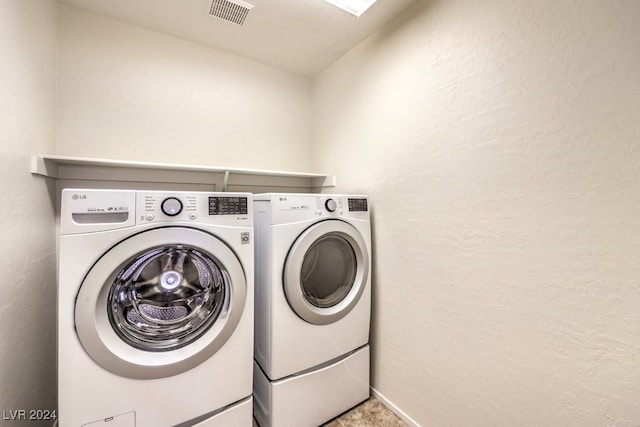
[253,396,407,427]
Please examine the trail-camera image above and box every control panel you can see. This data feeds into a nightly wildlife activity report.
[61,189,253,234]
[140,193,197,223]
[257,193,369,224]
[314,196,343,216]
[137,191,251,225]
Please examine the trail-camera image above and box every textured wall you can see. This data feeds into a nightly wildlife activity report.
[0,0,58,420]
[57,5,312,172]
[312,0,640,425]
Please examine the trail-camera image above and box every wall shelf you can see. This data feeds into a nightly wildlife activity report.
[31,155,335,192]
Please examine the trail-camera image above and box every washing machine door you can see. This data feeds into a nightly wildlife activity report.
[283,220,369,325]
[74,226,246,379]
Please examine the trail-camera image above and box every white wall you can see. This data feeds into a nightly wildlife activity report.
[57,5,312,172]
[0,0,58,420]
[312,0,640,425]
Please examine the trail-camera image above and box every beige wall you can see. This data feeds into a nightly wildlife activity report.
[57,5,312,172]
[4,0,640,423]
[312,0,640,425]
[0,0,58,416]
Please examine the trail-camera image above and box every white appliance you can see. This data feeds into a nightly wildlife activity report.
[252,193,371,427]
[58,189,254,427]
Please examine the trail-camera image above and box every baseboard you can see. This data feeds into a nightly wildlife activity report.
[370,387,421,427]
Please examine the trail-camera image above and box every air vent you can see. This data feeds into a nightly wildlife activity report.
[209,0,254,26]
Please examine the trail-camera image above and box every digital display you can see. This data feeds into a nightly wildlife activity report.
[348,198,368,212]
[209,197,248,215]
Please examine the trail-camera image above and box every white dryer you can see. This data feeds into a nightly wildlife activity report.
[58,189,254,427]
[252,193,371,427]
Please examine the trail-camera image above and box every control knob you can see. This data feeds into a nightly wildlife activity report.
[161,197,183,216]
[325,198,337,212]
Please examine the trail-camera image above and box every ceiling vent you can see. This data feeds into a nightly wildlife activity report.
[208,0,254,26]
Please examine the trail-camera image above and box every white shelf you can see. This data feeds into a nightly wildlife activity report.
[31,155,335,191]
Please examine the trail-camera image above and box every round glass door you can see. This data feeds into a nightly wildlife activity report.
[75,227,246,379]
[300,234,357,308]
[108,245,227,352]
[284,220,369,325]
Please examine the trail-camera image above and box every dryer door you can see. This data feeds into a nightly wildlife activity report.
[284,220,369,325]
[75,226,246,379]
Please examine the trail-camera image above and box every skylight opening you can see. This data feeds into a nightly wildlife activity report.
[324,0,378,17]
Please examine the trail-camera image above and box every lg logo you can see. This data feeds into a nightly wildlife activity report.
[72,194,87,200]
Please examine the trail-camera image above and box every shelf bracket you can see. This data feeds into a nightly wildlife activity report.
[31,155,59,178]
[222,170,230,192]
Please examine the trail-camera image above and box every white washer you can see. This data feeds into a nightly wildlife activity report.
[252,193,371,427]
[58,189,254,427]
